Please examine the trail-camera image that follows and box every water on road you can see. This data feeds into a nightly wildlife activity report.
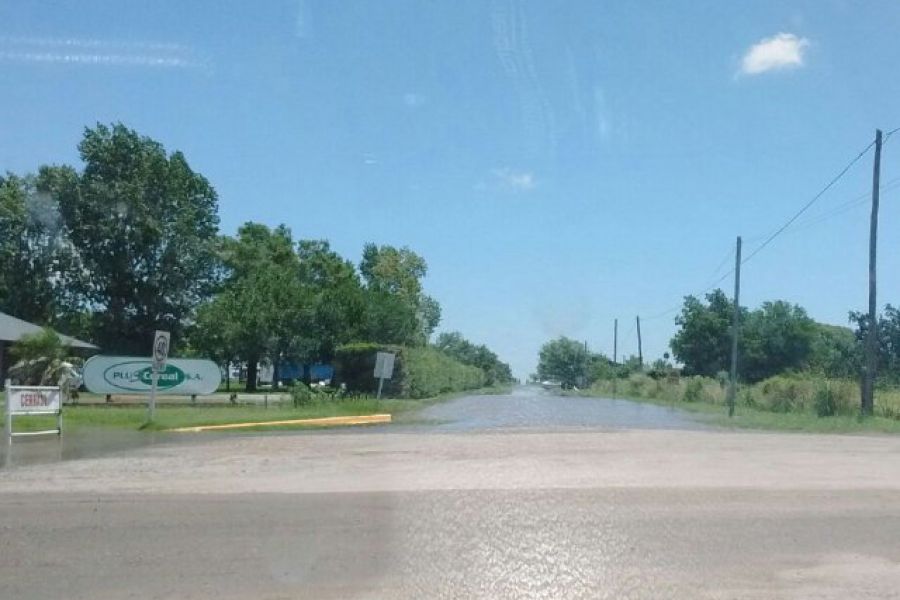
[418,385,705,431]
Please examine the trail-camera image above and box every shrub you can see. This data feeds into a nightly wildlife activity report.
[756,375,815,413]
[739,388,758,408]
[333,343,485,399]
[683,378,704,403]
[290,382,324,407]
[626,374,654,398]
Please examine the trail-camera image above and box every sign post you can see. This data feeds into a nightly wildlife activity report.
[149,331,170,422]
[373,352,395,400]
[5,379,63,442]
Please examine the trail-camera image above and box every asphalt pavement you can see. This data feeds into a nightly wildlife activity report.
[2,386,900,599]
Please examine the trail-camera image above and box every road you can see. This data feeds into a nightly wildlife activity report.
[2,387,900,599]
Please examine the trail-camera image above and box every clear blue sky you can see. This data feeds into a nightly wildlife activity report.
[2,1,900,379]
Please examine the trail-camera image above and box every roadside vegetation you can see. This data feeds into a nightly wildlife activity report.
[536,290,900,433]
[1,123,514,416]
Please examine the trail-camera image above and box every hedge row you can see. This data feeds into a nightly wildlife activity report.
[334,343,486,399]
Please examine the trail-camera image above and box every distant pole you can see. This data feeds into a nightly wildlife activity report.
[862,129,883,416]
[636,316,643,368]
[613,319,618,364]
[613,319,618,398]
[727,236,742,417]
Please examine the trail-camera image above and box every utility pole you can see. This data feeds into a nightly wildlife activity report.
[862,129,883,416]
[636,316,643,368]
[727,236,742,418]
[613,319,618,365]
[612,319,618,398]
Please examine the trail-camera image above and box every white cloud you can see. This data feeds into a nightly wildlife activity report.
[739,32,810,76]
[491,168,536,192]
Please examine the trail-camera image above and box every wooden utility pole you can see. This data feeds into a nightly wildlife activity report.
[727,236,742,417]
[613,319,618,364]
[636,316,643,367]
[862,129,883,416]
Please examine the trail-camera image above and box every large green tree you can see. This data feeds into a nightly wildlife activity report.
[536,336,591,388]
[359,243,440,344]
[204,223,306,391]
[51,123,220,353]
[0,173,71,323]
[296,240,366,362]
[670,290,736,377]
[740,301,815,382]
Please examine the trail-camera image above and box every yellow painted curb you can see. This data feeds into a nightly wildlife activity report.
[168,414,392,432]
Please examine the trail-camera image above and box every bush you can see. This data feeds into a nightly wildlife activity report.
[813,380,855,417]
[333,343,485,399]
[756,375,815,413]
[290,382,328,407]
[625,374,654,398]
[683,378,704,403]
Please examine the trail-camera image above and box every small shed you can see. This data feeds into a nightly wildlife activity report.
[0,311,98,382]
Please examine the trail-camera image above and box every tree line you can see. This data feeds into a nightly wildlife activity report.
[536,289,894,389]
[0,122,512,390]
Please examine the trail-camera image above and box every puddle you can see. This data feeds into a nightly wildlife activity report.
[416,386,707,432]
[0,427,192,470]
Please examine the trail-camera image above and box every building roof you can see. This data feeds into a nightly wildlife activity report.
[0,311,98,349]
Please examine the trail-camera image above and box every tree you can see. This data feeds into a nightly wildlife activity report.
[53,123,220,353]
[296,240,366,363]
[536,336,591,388]
[359,243,440,344]
[435,331,513,385]
[809,323,859,379]
[211,223,306,391]
[851,304,900,383]
[740,301,815,382]
[670,290,736,377]
[0,173,71,323]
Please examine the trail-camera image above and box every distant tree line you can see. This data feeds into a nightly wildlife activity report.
[0,122,511,390]
[535,288,894,388]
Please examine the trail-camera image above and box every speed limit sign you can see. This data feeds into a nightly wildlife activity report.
[152,330,170,373]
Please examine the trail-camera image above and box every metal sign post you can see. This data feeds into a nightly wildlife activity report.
[373,352,395,400]
[148,331,170,422]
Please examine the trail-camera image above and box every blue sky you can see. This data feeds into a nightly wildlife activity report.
[2,1,900,379]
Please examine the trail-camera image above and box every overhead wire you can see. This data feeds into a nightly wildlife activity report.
[636,126,899,326]
[740,137,878,266]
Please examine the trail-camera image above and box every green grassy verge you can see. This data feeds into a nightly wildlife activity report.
[2,385,511,432]
[574,387,900,434]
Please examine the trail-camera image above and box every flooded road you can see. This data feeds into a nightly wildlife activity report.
[417,385,705,431]
[1,387,702,469]
[3,387,900,598]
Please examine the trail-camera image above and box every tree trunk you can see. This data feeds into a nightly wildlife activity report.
[225,360,230,392]
[246,359,258,392]
[272,361,280,391]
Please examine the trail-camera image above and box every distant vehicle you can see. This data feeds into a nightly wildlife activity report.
[541,380,561,390]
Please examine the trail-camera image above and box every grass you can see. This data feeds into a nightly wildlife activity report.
[1,385,511,433]
[574,376,900,435]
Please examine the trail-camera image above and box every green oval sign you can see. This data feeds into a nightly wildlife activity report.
[86,356,222,395]
[137,364,186,389]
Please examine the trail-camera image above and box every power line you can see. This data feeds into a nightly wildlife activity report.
[740,138,877,266]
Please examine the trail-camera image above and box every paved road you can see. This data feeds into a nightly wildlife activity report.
[3,387,900,599]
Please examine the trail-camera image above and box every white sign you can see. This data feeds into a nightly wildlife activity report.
[152,330,170,372]
[374,352,395,380]
[83,356,222,395]
[7,386,61,415]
